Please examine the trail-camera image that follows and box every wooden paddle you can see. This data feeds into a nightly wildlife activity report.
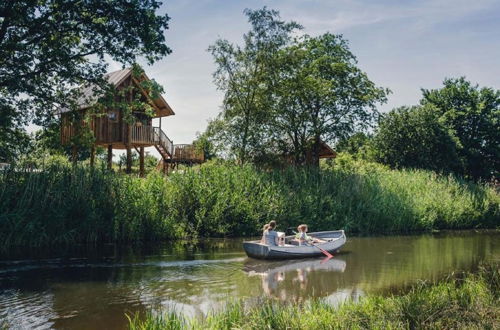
[312,242,334,258]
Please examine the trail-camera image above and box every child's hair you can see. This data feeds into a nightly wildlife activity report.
[268,220,277,229]
[299,224,308,232]
[263,224,270,231]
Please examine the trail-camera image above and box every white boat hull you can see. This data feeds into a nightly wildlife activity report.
[243,230,346,260]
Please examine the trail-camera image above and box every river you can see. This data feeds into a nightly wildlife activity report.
[0,230,498,329]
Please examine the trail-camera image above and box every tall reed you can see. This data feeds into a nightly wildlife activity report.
[0,160,498,247]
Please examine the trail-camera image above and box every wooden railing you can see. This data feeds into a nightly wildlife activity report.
[131,125,155,144]
[153,127,174,156]
[173,144,204,162]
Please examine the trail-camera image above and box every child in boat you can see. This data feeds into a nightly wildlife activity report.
[260,223,270,244]
[296,224,324,245]
[295,224,310,246]
[263,221,279,246]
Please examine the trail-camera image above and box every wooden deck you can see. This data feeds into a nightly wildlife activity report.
[62,120,203,165]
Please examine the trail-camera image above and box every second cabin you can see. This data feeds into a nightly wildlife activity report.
[60,67,204,175]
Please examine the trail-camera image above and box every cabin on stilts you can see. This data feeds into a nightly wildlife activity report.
[60,67,204,176]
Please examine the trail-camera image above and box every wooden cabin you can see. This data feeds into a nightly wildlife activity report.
[282,140,337,167]
[60,68,204,175]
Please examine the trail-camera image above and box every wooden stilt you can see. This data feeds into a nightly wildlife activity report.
[72,145,78,166]
[90,145,95,167]
[126,146,132,174]
[107,145,113,170]
[139,147,145,177]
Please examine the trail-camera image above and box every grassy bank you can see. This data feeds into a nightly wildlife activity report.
[128,263,500,329]
[0,160,498,247]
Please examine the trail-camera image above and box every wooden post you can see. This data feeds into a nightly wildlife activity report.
[90,145,95,168]
[71,145,78,166]
[126,146,132,174]
[139,146,145,177]
[107,145,113,170]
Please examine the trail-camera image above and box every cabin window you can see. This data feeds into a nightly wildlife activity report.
[108,110,118,122]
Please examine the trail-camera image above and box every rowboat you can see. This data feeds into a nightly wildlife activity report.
[243,230,346,260]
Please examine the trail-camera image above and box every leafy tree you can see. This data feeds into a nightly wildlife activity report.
[0,100,30,162]
[208,7,301,163]
[371,105,462,174]
[421,78,499,180]
[335,132,372,159]
[193,129,218,161]
[272,33,389,166]
[0,0,171,125]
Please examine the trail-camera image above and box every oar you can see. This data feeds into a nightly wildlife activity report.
[312,243,334,258]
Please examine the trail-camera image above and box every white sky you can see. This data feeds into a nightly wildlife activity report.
[28,0,500,158]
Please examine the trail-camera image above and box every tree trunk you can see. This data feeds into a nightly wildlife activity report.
[90,145,95,168]
[310,135,321,167]
[71,145,78,166]
[139,147,145,177]
[126,146,132,174]
[107,145,113,170]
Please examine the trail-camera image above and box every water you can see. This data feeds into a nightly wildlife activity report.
[0,230,498,329]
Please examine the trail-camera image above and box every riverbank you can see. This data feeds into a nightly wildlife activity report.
[128,262,499,329]
[0,161,498,247]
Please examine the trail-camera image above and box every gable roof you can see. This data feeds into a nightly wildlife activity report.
[318,140,337,159]
[60,68,175,117]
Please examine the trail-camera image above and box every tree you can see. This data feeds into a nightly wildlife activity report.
[272,33,389,166]
[208,7,301,163]
[335,132,371,159]
[0,100,30,162]
[371,105,462,174]
[421,78,499,180]
[0,0,171,127]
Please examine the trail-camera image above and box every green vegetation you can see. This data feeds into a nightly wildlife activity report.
[207,8,388,166]
[128,262,500,329]
[1,159,497,247]
[370,78,499,181]
[0,0,170,129]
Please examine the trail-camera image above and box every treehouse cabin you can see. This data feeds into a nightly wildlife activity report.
[60,68,204,175]
[283,140,337,167]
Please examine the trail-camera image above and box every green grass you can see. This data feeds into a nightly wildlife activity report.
[0,159,498,247]
[128,263,500,330]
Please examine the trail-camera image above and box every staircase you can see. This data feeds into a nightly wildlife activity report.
[153,127,174,161]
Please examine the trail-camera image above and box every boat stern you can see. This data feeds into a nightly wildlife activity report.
[243,241,270,259]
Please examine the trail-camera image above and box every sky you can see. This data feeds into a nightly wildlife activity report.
[124,0,500,145]
[33,0,500,156]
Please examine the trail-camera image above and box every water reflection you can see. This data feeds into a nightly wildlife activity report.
[244,258,346,300]
[0,230,498,329]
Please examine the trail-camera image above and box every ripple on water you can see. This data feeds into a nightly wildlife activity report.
[0,289,57,329]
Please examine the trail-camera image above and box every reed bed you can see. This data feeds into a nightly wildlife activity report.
[128,263,500,329]
[0,161,498,247]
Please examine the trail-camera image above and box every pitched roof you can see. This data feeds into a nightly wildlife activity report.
[60,68,175,117]
[318,140,337,158]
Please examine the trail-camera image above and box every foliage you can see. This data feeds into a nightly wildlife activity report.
[421,77,500,180]
[0,100,30,162]
[207,8,388,166]
[128,263,500,329]
[193,129,218,161]
[208,7,301,164]
[371,105,462,174]
[271,33,389,166]
[0,0,171,126]
[0,162,497,247]
[335,132,371,157]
